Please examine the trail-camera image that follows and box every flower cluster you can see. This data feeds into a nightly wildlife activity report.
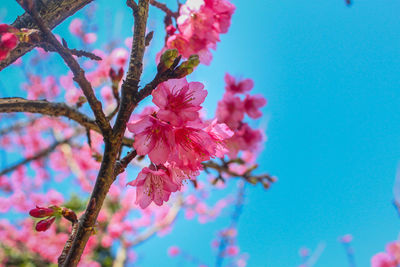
[0,24,19,61]
[127,78,233,208]
[216,73,267,159]
[371,241,400,267]
[163,0,235,65]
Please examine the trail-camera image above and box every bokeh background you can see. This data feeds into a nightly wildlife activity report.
[1,0,400,266]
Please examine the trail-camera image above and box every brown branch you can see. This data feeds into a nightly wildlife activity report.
[58,223,79,266]
[0,0,94,71]
[114,149,138,176]
[18,1,112,137]
[126,0,139,14]
[0,134,75,177]
[202,159,276,189]
[60,1,151,265]
[149,0,178,18]
[0,97,133,147]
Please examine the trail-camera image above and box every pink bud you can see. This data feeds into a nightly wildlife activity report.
[166,25,176,35]
[29,205,55,218]
[0,24,10,33]
[1,33,18,50]
[35,217,55,232]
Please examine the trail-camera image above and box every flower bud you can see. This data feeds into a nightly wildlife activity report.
[173,54,200,78]
[109,67,124,84]
[35,217,56,232]
[61,207,78,223]
[157,49,178,73]
[29,205,57,218]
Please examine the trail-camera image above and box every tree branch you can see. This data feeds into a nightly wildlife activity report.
[17,1,112,136]
[0,0,94,71]
[60,1,151,265]
[0,134,75,177]
[0,98,133,146]
[149,0,178,18]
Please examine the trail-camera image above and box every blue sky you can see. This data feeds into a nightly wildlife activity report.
[1,0,400,266]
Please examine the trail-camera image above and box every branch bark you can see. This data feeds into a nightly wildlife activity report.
[60,1,151,265]
[18,3,112,136]
[0,98,133,146]
[0,0,94,71]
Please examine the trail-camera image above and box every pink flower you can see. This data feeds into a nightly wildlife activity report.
[166,163,199,188]
[163,0,235,65]
[216,94,245,130]
[205,119,234,157]
[244,94,266,119]
[110,48,129,67]
[204,0,236,33]
[35,217,56,232]
[171,127,216,171]
[224,73,254,95]
[386,242,400,263]
[83,32,97,44]
[371,252,396,267]
[226,123,263,158]
[152,78,207,126]
[168,246,180,257]
[69,18,83,36]
[127,166,179,209]
[226,245,239,256]
[127,115,174,164]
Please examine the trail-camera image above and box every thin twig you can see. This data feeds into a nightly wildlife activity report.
[0,134,77,177]
[60,1,151,265]
[17,0,112,136]
[1,0,94,70]
[149,0,178,18]
[215,182,245,267]
[0,97,133,147]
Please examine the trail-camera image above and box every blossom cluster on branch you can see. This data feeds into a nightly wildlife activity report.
[0,0,274,265]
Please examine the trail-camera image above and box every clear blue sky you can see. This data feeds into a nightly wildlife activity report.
[1,0,400,266]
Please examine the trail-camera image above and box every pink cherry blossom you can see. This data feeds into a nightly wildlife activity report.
[127,115,175,164]
[127,166,179,209]
[205,119,234,157]
[226,245,239,256]
[69,18,83,36]
[152,78,207,126]
[386,241,400,263]
[83,32,97,44]
[224,73,254,95]
[204,0,235,33]
[371,252,396,267]
[163,0,235,65]
[243,94,267,119]
[171,127,217,171]
[216,93,245,130]
[226,123,263,158]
